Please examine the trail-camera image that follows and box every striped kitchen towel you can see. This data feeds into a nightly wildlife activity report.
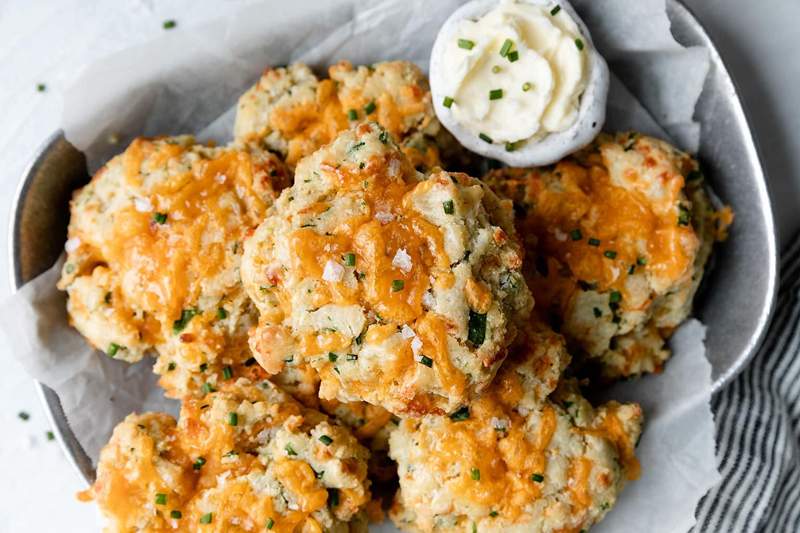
[693,234,800,532]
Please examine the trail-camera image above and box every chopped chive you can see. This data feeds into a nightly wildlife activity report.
[193,457,206,470]
[489,510,499,517]
[170,510,182,519]
[391,280,405,292]
[609,291,622,304]
[46,431,55,441]
[443,200,455,214]
[172,308,199,334]
[347,109,358,121]
[492,65,501,73]
[328,352,338,362]
[155,493,167,505]
[36,83,46,92]
[222,366,233,380]
[443,96,455,108]
[472,523,477,533]
[471,467,481,480]
[343,253,356,266]
[419,355,434,367]
[244,357,257,366]
[363,101,376,114]
[575,38,584,51]
[499,38,513,57]
[531,473,544,482]
[505,142,517,152]
[199,363,208,372]
[570,229,583,241]
[612,315,622,324]
[153,212,168,224]
[167,362,176,371]
[163,19,177,30]
[216,307,228,320]
[107,343,121,357]
[578,280,597,291]
[285,443,297,456]
[18,411,30,421]
[479,133,493,143]
[593,307,602,318]
[522,82,532,92]
[678,205,691,226]
[319,435,334,446]
[104,292,112,304]
[467,310,487,346]
[550,5,562,15]
[199,512,212,524]
[588,237,601,247]
[489,89,503,100]
[507,50,519,62]
[450,406,470,421]
[604,250,617,259]
[346,353,358,361]
[628,264,636,275]
[266,518,274,529]
[201,382,215,395]
[329,488,340,507]
[378,130,389,143]
[458,38,475,50]
[637,256,648,266]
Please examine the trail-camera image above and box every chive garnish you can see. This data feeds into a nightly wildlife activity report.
[450,406,470,421]
[193,457,206,470]
[347,109,358,121]
[489,510,499,517]
[489,89,503,100]
[507,50,519,62]
[471,467,481,480]
[492,65,501,73]
[505,142,517,152]
[155,493,167,505]
[167,362,176,371]
[319,435,334,446]
[153,212,167,224]
[443,96,455,108]
[531,473,544,482]
[522,82,532,92]
[575,38,584,50]
[570,229,583,241]
[107,343,121,357]
[46,431,55,441]
[364,101,376,115]
[443,200,455,214]
[222,366,233,380]
[467,310,487,346]
[163,20,177,30]
[550,5,562,15]
[328,352,338,362]
[637,256,648,266]
[285,443,297,456]
[609,291,622,304]
[379,130,389,144]
[216,307,227,320]
[588,238,601,247]
[593,307,602,318]
[199,512,212,524]
[604,250,617,259]
[391,280,405,292]
[172,308,199,334]
[458,39,475,50]
[170,510,182,519]
[499,38,513,57]
[199,363,208,372]
[329,488,340,507]
[201,382,215,395]
[479,133,493,143]
[343,253,356,266]
[18,411,30,421]
[36,83,46,92]
[419,355,434,367]
[678,205,691,226]
[266,518,274,529]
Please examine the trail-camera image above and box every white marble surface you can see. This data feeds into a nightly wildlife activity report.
[0,0,797,531]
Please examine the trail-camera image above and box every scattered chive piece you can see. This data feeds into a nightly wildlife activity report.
[329,488,340,507]
[363,101,376,114]
[266,518,274,530]
[328,352,338,362]
[18,411,30,421]
[153,212,168,224]
[505,142,517,152]
[199,512,213,524]
[575,38,584,51]
[499,38,513,57]
[199,363,208,372]
[391,280,405,292]
[285,443,297,456]
[593,307,602,318]
[489,511,499,518]
[104,292,112,304]
[492,65,501,74]
[216,307,228,320]
[379,130,389,143]
[343,253,356,266]
[443,96,455,108]
[419,355,434,367]
[163,19,177,30]
[479,133,493,143]
[244,357,257,366]
[443,199,455,214]
[612,315,622,324]
[319,435,334,446]
[458,38,475,50]
[507,50,519,62]
[467,311,487,346]
[489,88,503,100]
[471,467,481,480]
[170,510,182,519]
[522,82,532,92]
[193,457,206,470]
[347,109,358,121]
[609,291,622,304]
[637,256,648,266]
[628,264,636,275]
[155,493,167,505]
[531,473,545,483]
[450,406,470,421]
[570,229,583,241]
[604,250,618,259]
[678,205,691,226]
[550,5,562,15]
[588,237,601,247]
[172,308,198,334]
[472,523,478,533]
[167,362,176,371]
[46,431,55,441]
[578,280,597,291]
[346,354,358,361]
[222,366,233,380]
[37,83,46,92]
[201,382,215,395]
[107,342,121,357]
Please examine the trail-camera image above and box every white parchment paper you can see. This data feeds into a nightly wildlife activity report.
[0,1,720,531]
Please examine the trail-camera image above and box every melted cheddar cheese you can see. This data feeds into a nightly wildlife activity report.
[242,123,532,415]
[84,379,371,532]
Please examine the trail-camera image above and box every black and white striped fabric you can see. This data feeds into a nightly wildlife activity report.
[693,234,800,532]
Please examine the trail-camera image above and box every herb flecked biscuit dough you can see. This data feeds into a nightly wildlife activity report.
[83,379,371,532]
[242,122,533,416]
[485,132,733,379]
[56,135,325,400]
[388,326,642,533]
[234,61,473,172]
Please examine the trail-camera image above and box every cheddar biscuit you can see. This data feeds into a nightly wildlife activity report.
[242,122,532,416]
